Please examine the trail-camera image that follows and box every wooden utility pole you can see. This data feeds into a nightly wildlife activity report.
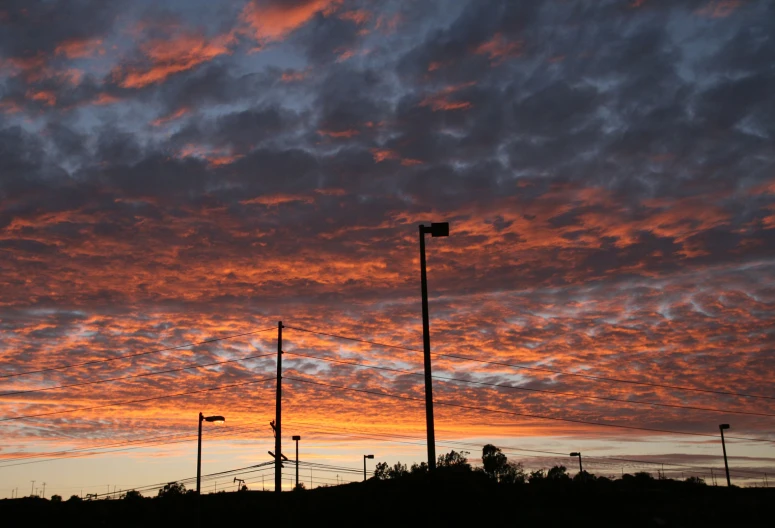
[275,321,283,493]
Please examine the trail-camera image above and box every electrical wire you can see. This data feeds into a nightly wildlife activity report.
[283,351,775,418]
[0,376,276,423]
[286,326,775,402]
[284,375,775,445]
[0,327,276,381]
[0,352,275,397]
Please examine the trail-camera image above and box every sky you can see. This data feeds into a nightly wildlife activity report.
[1,0,774,497]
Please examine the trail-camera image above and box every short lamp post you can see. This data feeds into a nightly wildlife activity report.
[719,424,731,487]
[197,413,225,494]
[292,435,301,489]
[570,452,583,474]
[363,454,375,481]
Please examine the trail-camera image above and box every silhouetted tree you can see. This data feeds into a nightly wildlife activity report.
[437,450,471,471]
[501,462,527,484]
[67,495,82,502]
[547,465,570,482]
[410,462,428,474]
[482,444,508,480]
[573,470,596,483]
[50,495,62,503]
[528,469,546,484]
[685,476,706,486]
[124,490,143,501]
[157,482,186,498]
[387,462,409,479]
[294,483,306,491]
[373,461,390,480]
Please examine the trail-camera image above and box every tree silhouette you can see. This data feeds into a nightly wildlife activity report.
[482,444,508,480]
[157,482,186,497]
[124,490,143,501]
[373,461,390,480]
[437,450,471,471]
[547,465,571,482]
[410,462,428,474]
[388,462,409,479]
[50,495,62,503]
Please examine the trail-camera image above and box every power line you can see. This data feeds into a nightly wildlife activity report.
[0,352,275,398]
[283,351,775,418]
[284,375,775,445]
[0,376,276,423]
[0,418,276,468]
[0,327,276,381]
[286,326,775,402]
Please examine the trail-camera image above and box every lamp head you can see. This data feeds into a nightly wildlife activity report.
[292,435,301,441]
[204,415,225,424]
[422,222,449,237]
[365,454,374,459]
[719,424,730,430]
[570,452,580,457]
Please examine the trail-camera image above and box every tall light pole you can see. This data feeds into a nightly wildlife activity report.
[363,454,374,481]
[719,423,731,487]
[197,413,225,494]
[419,222,449,471]
[275,321,283,493]
[292,435,301,489]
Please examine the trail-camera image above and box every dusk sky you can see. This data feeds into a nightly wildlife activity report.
[1,0,774,497]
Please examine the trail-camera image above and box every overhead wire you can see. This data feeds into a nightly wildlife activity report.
[283,375,775,445]
[0,376,276,423]
[0,352,276,398]
[0,327,276,381]
[286,325,775,402]
[283,350,775,418]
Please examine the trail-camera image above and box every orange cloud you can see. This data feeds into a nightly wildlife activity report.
[117,31,236,89]
[55,37,104,59]
[370,148,422,166]
[339,9,371,25]
[281,70,308,83]
[371,148,400,163]
[475,33,523,65]
[151,107,190,127]
[318,129,360,139]
[0,99,22,114]
[179,144,243,167]
[419,82,476,112]
[241,0,343,42]
[696,0,742,18]
[92,93,121,106]
[240,193,315,206]
[26,89,57,106]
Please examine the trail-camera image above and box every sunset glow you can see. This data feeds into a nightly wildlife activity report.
[0,0,774,500]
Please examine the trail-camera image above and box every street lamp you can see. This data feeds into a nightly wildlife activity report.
[363,454,375,481]
[292,435,301,489]
[719,424,731,487]
[419,222,449,471]
[198,413,225,494]
[570,452,583,475]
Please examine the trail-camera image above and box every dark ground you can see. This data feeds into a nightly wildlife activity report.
[1,473,772,527]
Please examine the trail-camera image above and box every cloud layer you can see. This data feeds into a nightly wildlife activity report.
[1,0,774,489]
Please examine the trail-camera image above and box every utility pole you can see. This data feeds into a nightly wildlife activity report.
[719,424,731,487]
[42,482,46,498]
[275,320,283,493]
[30,481,35,497]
